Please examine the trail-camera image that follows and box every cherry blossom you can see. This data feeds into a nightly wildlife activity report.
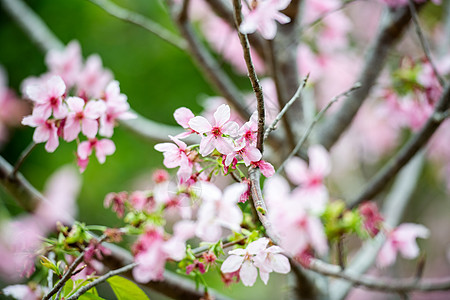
[99,81,136,137]
[240,0,291,40]
[221,238,270,286]
[195,182,246,242]
[77,54,112,99]
[154,135,193,181]
[22,112,59,152]
[250,160,275,178]
[64,97,106,141]
[188,104,239,156]
[221,237,290,286]
[225,143,262,167]
[377,223,430,268]
[24,75,67,119]
[45,40,82,87]
[77,137,116,164]
[237,111,258,146]
[285,145,331,214]
[173,107,196,138]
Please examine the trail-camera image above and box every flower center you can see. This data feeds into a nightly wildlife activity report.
[211,126,222,137]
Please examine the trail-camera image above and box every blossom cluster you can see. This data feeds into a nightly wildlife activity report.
[21,41,135,171]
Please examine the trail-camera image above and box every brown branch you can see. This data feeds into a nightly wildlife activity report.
[170,0,251,120]
[350,83,450,208]
[407,0,446,87]
[232,0,265,153]
[86,0,187,51]
[317,5,422,150]
[10,142,36,179]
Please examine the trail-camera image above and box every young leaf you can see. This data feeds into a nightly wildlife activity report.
[107,276,150,300]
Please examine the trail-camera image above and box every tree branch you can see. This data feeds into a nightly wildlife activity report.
[317,5,421,150]
[169,0,251,121]
[86,0,187,51]
[66,263,138,300]
[264,74,309,141]
[408,0,446,87]
[350,83,450,208]
[232,0,265,153]
[330,153,425,300]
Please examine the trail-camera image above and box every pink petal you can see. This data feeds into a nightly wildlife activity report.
[169,135,187,150]
[84,100,106,119]
[174,107,195,128]
[285,157,309,185]
[77,141,92,159]
[154,142,178,153]
[259,270,270,285]
[309,145,331,176]
[199,135,215,156]
[271,253,290,273]
[377,240,397,268]
[247,237,269,255]
[47,75,66,98]
[240,260,258,286]
[213,104,230,127]
[33,125,50,143]
[81,118,99,138]
[214,137,234,155]
[45,126,59,152]
[95,139,116,164]
[64,117,81,141]
[222,121,239,137]
[221,255,245,273]
[66,96,85,113]
[188,116,211,133]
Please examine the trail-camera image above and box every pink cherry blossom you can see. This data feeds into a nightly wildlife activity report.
[45,40,82,87]
[377,223,429,268]
[240,0,291,40]
[22,112,59,152]
[221,238,270,286]
[285,145,331,214]
[154,135,193,181]
[359,201,384,237]
[173,107,196,138]
[270,198,328,256]
[64,97,106,141]
[250,160,275,178]
[253,245,291,284]
[2,284,42,300]
[225,143,262,167]
[25,75,67,119]
[99,81,136,137]
[77,137,115,164]
[77,54,112,99]
[195,182,246,242]
[237,112,258,146]
[188,104,239,156]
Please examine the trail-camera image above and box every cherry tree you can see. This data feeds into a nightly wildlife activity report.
[0,0,449,299]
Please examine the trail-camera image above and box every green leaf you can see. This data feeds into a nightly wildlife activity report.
[107,276,150,300]
[79,292,105,300]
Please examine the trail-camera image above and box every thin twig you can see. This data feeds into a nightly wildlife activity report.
[170,1,251,121]
[43,253,86,300]
[10,142,36,179]
[87,0,187,50]
[278,83,361,174]
[350,83,450,208]
[66,263,138,300]
[307,258,450,293]
[408,0,446,87]
[264,74,309,141]
[232,0,265,153]
[193,237,247,258]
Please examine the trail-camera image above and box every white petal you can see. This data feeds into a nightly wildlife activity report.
[221,255,245,273]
